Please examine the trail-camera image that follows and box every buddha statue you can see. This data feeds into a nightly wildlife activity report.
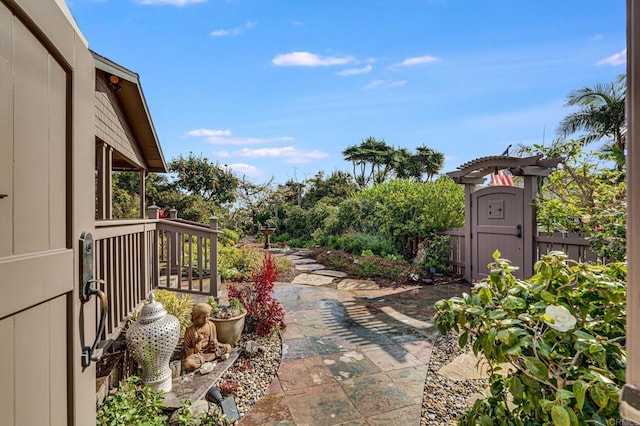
[183,303,232,372]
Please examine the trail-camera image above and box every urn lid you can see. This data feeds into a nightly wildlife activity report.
[139,292,168,324]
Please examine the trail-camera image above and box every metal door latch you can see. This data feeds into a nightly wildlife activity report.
[79,231,108,368]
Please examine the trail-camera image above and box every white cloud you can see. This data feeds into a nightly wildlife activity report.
[292,21,304,26]
[336,64,372,76]
[238,146,328,163]
[364,80,384,89]
[364,79,407,90]
[597,49,626,66]
[393,55,439,67]
[136,0,205,5]
[226,163,261,177]
[211,21,255,37]
[185,128,232,137]
[593,33,604,41]
[272,51,355,67]
[216,150,230,158]
[185,128,294,145]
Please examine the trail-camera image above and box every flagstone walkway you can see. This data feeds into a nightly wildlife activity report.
[239,251,470,426]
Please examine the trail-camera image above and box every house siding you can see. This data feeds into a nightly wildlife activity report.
[95,74,146,169]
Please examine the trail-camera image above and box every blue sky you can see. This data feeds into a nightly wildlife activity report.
[67,0,626,184]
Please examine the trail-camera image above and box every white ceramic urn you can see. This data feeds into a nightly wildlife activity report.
[126,292,180,392]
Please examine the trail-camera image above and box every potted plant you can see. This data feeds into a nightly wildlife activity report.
[208,296,246,347]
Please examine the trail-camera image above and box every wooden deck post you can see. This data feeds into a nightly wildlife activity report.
[210,216,219,299]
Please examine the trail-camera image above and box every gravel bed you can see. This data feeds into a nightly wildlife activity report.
[212,331,282,421]
[421,333,488,425]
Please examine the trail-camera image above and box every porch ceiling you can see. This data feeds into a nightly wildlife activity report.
[91,50,167,173]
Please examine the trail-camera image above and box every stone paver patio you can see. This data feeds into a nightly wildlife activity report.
[239,251,471,425]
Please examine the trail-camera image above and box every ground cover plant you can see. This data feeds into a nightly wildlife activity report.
[97,376,167,426]
[433,251,626,425]
[314,248,417,283]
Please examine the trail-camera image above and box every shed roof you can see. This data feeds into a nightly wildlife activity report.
[91,51,167,173]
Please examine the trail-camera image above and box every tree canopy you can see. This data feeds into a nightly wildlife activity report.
[342,137,445,187]
[557,74,626,169]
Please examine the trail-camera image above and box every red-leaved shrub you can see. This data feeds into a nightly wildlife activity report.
[228,253,286,336]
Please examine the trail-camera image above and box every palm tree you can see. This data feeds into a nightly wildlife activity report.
[557,75,626,169]
[415,145,445,181]
[393,148,413,179]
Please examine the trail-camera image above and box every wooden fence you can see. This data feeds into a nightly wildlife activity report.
[92,214,220,345]
[440,228,466,275]
[439,229,602,278]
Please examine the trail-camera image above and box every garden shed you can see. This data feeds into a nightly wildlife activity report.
[446,155,561,282]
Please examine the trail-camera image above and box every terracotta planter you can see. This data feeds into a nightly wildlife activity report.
[211,312,246,346]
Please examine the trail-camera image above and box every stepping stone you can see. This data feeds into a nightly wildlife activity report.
[313,269,348,278]
[441,350,513,380]
[337,279,379,290]
[291,273,334,286]
[284,255,303,260]
[292,258,316,264]
[295,263,325,271]
[437,351,493,381]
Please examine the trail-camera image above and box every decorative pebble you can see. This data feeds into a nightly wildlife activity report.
[420,333,487,425]
[211,331,281,422]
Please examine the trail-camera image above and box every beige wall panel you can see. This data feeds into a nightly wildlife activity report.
[13,22,49,255]
[0,316,15,426]
[15,0,75,64]
[49,60,67,250]
[49,295,68,426]
[0,7,13,258]
[70,35,99,426]
[15,302,50,426]
[0,249,73,319]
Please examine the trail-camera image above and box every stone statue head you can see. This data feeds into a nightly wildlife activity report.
[191,303,212,327]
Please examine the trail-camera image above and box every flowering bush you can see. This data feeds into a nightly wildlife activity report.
[228,253,286,336]
[433,251,626,424]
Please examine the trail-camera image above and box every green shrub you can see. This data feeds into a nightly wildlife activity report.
[324,233,398,257]
[219,228,241,247]
[218,246,262,281]
[97,376,167,426]
[172,398,230,426]
[420,233,451,272]
[218,246,293,281]
[433,251,626,424]
[129,290,193,333]
[154,290,193,334]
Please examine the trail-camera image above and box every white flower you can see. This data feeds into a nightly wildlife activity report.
[544,305,577,332]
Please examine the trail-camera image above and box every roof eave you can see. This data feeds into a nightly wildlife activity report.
[91,51,168,173]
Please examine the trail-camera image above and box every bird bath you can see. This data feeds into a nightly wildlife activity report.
[259,227,276,249]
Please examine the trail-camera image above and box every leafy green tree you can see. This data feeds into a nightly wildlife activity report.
[518,139,626,261]
[301,171,358,208]
[169,153,238,205]
[557,75,626,169]
[235,176,280,232]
